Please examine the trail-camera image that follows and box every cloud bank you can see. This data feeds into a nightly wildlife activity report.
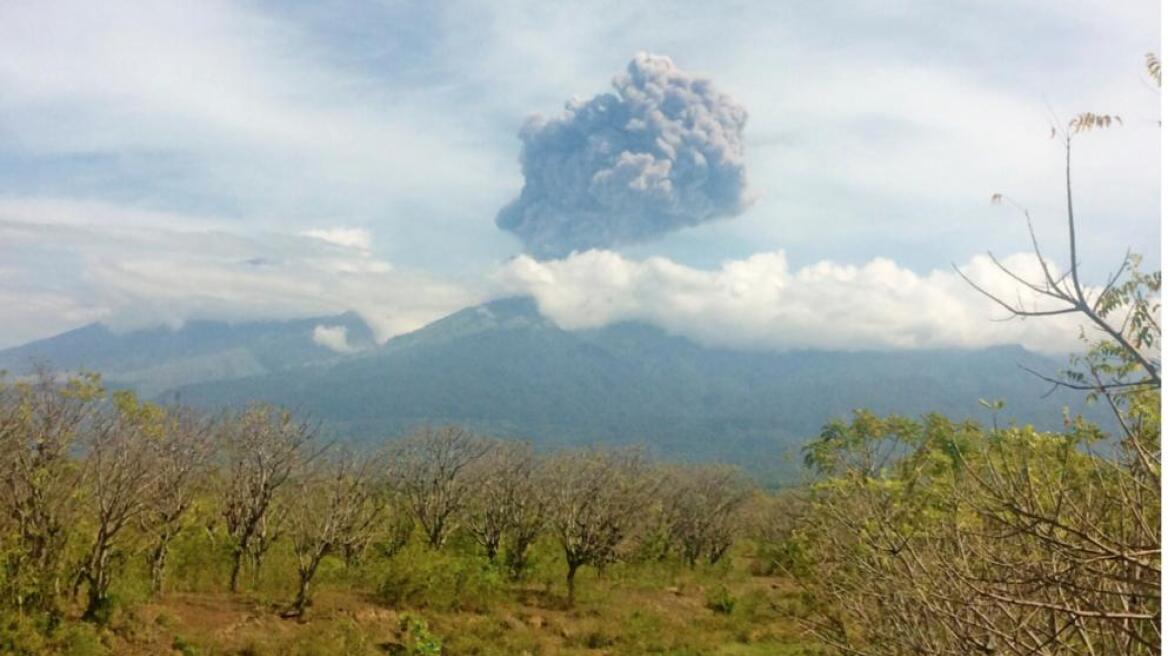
[497,249,1086,355]
[496,52,750,258]
[0,199,480,347]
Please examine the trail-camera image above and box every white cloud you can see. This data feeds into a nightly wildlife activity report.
[496,249,1090,354]
[0,2,1156,351]
[300,227,374,252]
[312,324,356,353]
[0,0,518,268]
[0,198,482,346]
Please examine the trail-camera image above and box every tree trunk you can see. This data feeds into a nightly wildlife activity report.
[286,553,323,619]
[566,560,580,607]
[82,546,111,621]
[427,521,444,549]
[149,536,171,594]
[250,550,265,588]
[229,546,245,593]
[506,542,530,581]
[290,575,311,618]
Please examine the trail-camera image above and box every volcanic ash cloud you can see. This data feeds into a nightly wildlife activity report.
[496,52,751,258]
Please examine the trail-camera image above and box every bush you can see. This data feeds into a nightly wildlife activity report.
[171,635,202,656]
[705,585,737,614]
[400,614,443,656]
[375,543,504,612]
[0,612,49,655]
[56,624,110,656]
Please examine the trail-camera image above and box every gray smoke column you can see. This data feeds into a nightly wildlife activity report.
[496,52,751,258]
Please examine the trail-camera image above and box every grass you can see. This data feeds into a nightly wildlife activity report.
[13,536,820,655]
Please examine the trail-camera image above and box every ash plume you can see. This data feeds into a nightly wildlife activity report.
[496,53,751,258]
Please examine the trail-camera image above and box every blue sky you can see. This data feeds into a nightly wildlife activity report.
[0,0,1159,351]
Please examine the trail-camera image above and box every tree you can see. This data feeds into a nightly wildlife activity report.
[387,425,491,549]
[789,57,1161,654]
[221,405,319,593]
[73,392,172,620]
[0,370,102,613]
[661,464,751,567]
[285,451,382,618]
[543,447,654,605]
[143,405,213,594]
[957,114,1159,392]
[464,441,546,576]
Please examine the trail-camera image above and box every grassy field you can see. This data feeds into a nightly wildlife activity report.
[26,535,817,656]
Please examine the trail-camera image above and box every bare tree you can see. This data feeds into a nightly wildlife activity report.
[220,405,319,593]
[464,441,547,575]
[0,370,102,613]
[351,498,414,565]
[955,112,1159,392]
[387,425,491,549]
[74,391,168,619]
[143,405,214,594]
[284,450,383,618]
[543,447,653,605]
[662,464,751,567]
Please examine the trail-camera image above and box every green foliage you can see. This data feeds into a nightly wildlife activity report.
[0,612,49,655]
[374,542,505,612]
[400,613,443,655]
[791,396,1160,653]
[171,635,202,656]
[705,585,737,614]
[55,624,110,656]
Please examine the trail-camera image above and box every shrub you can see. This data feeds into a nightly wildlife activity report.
[375,544,504,612]
[171,635,202,656]
[400,614,443,655]
[55,624,110,656]
[0,612,49,655]
[705,585,736,614]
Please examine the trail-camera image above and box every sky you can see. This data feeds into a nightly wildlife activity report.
[0,0,1159,352]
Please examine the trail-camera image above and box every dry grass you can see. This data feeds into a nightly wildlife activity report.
[96,556,817,655]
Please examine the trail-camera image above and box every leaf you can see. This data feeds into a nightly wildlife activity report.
[1069,112,1123,134]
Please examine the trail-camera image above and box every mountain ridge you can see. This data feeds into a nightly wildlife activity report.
[0,297,1098,478]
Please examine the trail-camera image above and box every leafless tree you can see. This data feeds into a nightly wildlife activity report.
[0,370,102,613]
[73,391,170,619]
[386,425,491,549]
[220,404,320,593]
[661,464,751,567]
[542,447,654,605]
[284,450,383,618]
[955,112,1159,393]
[464,441,547,576]
[143,405,213,594]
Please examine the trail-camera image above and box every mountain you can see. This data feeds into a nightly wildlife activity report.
[0,312,375,397]
[156,297,1101,479]
[1,298,1102,479]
